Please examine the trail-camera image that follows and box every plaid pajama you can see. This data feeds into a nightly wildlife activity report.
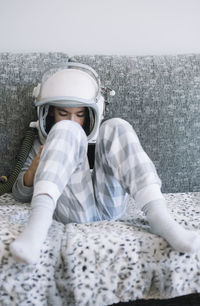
[33,118,164,224]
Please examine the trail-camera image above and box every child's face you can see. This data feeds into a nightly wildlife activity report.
[54,107,86,127]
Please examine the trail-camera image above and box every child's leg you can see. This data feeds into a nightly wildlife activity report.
[10,120,89,264]
[143,200,200,253]
[94,118,200,253]
[10,195,55,264]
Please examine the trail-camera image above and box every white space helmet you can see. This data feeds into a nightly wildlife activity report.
[31,62,114,144]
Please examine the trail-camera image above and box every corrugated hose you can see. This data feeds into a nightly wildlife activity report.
[0,127,36,196]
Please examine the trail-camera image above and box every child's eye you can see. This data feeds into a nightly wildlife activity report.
[58,112,68,117]
[77,113,85,118]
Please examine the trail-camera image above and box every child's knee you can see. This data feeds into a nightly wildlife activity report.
[47,120,87,144]
[101,118,131,129]
[99,118,137,141]
[51,120,83,134]
[101,118,132,130]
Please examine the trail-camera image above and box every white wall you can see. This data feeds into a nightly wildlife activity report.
[0,0,200,56]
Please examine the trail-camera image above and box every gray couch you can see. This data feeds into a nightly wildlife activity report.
[0,53,200,305]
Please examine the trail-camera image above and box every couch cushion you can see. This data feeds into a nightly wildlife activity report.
[0,192,200,304]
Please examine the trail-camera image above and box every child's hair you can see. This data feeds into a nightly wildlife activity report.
[82,107,91,136]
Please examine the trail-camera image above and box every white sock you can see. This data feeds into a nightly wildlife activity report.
[143,201,200,253]
[10,195,55,264]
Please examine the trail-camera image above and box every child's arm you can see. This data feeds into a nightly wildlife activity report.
[24,145,43,187]
[12,139,41,202]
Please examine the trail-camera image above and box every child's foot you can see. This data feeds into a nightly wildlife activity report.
[10,234,41,264]
[144,201,200,253]
[10,195,54,264]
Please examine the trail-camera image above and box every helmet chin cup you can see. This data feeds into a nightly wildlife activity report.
[33,62,114,143]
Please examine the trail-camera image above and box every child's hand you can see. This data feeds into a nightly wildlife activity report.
[24,145,43,187]
[31,145,43,173]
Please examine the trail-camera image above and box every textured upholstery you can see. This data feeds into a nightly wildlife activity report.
[0,53,69,176]
[0,53,200,193]
[74,54,200,193]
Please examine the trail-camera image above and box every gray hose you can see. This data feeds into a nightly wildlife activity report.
[0,128,36,196]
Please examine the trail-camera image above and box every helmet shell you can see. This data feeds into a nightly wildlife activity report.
[32,63,105,144]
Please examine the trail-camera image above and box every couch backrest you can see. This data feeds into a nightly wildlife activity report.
[0,52,69,178]
[0,53,200,193]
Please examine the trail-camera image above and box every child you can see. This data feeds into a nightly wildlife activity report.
[10,62,200,264]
